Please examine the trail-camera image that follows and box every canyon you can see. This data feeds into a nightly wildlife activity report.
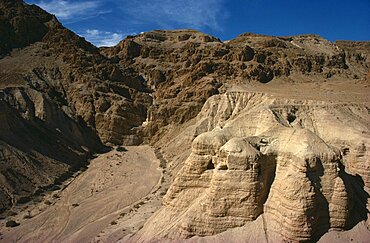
[0,0,369,242]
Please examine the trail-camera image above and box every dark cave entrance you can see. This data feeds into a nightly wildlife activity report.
[207,161,215,170]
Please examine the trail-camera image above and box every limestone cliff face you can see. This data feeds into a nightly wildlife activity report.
[0,0,369,236]
[102,30,369,144]
[136,91,369,242]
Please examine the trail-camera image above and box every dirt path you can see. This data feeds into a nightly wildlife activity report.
[92,148,171,242]
[0,145,161,243]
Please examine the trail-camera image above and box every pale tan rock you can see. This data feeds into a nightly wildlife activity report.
[136,90,370,242]
[1,1,369,239]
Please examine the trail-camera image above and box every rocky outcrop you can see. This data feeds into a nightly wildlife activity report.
[0,1,369,239]
[335,41,370,79]
[101,30,369,145]
[0,0,59,57]
[0,0,150,212]
[135,91,369,242]
[0,87,104,212]
[0,0,152,147]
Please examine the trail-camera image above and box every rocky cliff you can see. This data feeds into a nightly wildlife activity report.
[134,90,369,242]
[0,0,151,212]
[101,29,369,145]
[0,0,369,241]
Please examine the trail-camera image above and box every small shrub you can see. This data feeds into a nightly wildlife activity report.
[44,200,52,205]
[116,146,127,152]
[72,203,79,207]
[6,220,20,227]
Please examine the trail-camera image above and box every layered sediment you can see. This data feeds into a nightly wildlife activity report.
[135,91,369,242]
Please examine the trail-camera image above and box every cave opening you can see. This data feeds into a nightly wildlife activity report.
[218,164,228,170]
[207,161,215,170]
[287,113,296,124]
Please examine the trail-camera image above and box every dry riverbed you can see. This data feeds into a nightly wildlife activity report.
[0,145,167,242]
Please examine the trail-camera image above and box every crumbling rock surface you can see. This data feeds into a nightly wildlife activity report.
[0,0,151,212]
[102,30,369,144]
[134,90,369,242]
[0,0,58,57]
[0,1,369,241]
[0,86,104,211]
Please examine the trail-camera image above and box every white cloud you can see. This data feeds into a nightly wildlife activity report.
[118,0,226,31]
[80,29,134,47]
[35,0,108,22]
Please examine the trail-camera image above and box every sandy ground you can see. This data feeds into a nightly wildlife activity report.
[231,78,370,103]
[0,79,369,243]
[0,146,163,243]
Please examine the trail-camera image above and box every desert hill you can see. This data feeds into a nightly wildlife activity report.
[0,0,369,242]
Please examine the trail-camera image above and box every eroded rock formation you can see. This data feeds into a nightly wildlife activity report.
[135,91,369,242]
[0,0,150,211]
[0,1,369,241]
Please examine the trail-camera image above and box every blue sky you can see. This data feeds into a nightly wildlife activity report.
[26,0,370,47]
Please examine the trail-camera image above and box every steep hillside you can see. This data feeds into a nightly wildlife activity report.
[0,0,150,212]
[133,87,369,242]
[102,30,369,144]
[0,1,369,241]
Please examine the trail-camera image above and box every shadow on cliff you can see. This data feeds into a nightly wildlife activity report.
[338,162,369,230]
[260,154,277,209]
[310,159,369,243]
[0,103,106,167]
[306,158,331,243]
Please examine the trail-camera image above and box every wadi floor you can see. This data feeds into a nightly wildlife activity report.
[0,146,167,242]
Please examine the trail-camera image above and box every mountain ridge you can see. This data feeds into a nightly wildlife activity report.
[0,1,369,242]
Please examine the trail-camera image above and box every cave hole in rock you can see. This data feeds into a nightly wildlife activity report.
[218,164,228,170]
[287,113,296,124]
[206,161,215,170]
[342,147,350,155]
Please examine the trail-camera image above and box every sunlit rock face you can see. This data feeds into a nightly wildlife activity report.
[136,91,369,242]
[1,0,369,239]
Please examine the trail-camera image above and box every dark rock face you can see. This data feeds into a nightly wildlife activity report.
[0,0,150,212]
[0,87,104,212]
[0,0,60,56]
[5,220,20,227]
[335,41,370,78]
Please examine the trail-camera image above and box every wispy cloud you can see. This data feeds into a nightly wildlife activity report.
[117,0,227,31]
[80,29,134,47]
[34,0,109,22]
[29,0,227,41]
